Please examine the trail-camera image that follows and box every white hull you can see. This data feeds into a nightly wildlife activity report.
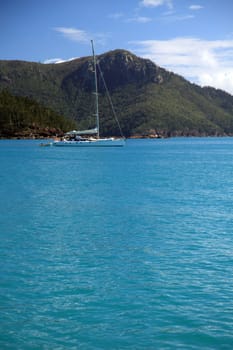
[53,138,125,147]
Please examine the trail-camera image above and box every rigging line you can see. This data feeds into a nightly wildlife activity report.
[97,61,125,139]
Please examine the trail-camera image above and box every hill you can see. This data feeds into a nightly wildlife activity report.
[1,50,233,137]
[0,90,77,138]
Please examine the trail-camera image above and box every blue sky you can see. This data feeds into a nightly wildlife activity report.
[1,0,233,94]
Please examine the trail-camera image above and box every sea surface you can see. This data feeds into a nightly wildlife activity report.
[1,138,233,349]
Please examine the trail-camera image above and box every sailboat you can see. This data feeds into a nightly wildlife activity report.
[53,40,125,147]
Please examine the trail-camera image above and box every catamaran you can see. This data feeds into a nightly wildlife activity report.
[53,40,125,147]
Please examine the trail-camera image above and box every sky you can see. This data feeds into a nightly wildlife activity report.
[1,0,233,95]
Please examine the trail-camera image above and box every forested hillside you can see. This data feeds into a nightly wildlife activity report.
[0,90,76,138]
[1,50,233,138]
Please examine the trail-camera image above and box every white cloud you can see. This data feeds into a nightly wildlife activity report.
[43,58,64,64]
[54,27,90,43]
[54,27,109,46]
[126,16,152,23]
[43,57,77,64]
[108,11,151,24]
[162,14,195,21]
[130,37,233,95]
[140,0,173,9]
[108,12,124,19]
[189,5,204,10]
[141,0,164,6]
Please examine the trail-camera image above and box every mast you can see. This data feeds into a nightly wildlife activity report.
[91,40,100,138]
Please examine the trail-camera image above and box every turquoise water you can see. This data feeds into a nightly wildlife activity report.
[1,138,233,349]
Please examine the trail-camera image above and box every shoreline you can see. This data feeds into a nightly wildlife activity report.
[1,134,233,140]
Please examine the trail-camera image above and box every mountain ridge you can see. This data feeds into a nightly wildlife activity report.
[1,49,233,138]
